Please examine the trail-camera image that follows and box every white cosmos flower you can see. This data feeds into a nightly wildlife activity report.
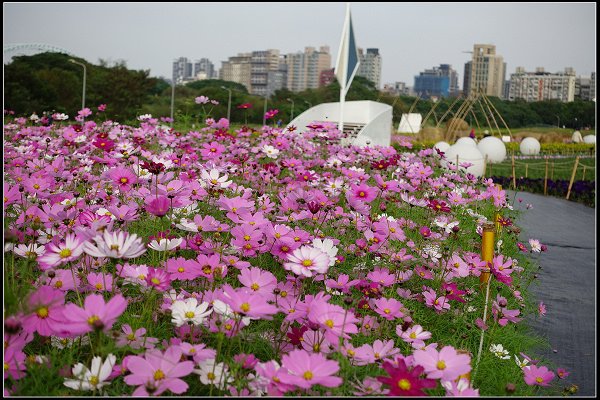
[212,299,251,325]
[170,298,212,327]
[514,354,529,369]
[83,230,146,259]
[283,245,331,277]
[175,219,199,233]
[194,359,233,389]
[261,145,280,159]
[311,238,338,267]
[200,169,232,189]
[489,344,510,360]
[13,243,45,258]
[63,354,116,391]
[148,237,183,252]
[137,113,153,121]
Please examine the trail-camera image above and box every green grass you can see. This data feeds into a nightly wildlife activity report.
[485,157,596,181]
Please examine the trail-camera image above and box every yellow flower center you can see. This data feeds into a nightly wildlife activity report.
[54,280,63,289]
[33,184,40,189]
[302,259,313,267]
[127,333,136,340]
[244,244,252,250]
[225,323,232,330]
[240,303,250,313]
[243,235,251,241]
[151,277,161,285]
[347,349,355,356]
[280,291,287,298]
[87,315,100,325]
[303,371,313,380]
[89,375,99,386]
[409,332,417,339]
[325,319,334,328]
[36,307,49,318]
[384,308,391,314]
[398,378,411,390]
[251,283,259,291]
[177,267,185,273]
[536,377,543,383]
[436,360,446,370]
[207,371,216,380]
[120,178,128,184]
[4,363,10,371]
[110,244,120,251]
[275,233,281,238]
[154,369,165,380]
[359,191,366,197]
[185,311,195,319]
[374,352,381,359]
[59,248,72,258]
[454,262,460,268]
[95,283,103,290]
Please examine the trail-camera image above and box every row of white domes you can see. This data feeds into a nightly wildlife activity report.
[433,133,595,177]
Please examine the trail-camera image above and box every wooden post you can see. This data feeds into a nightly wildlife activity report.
[525,163,528,178]
[456,154,460,171]
[544,157,549,195]
[483,154,488,177]
[480,222,495,309]
[511,155,516,189]
[566,156,580,200]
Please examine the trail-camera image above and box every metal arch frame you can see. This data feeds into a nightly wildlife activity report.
[3,43,74,56]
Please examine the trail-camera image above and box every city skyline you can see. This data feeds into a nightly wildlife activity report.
[3,3,596,89]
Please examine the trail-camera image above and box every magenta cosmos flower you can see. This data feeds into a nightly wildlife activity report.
[413,345,471,381]
[21,286,66,336]
[108,166,138,192]
[279,349,342,389]
[284,245,331,277]
[124,346,195,396]
[62,293,127,335]
[348,183,378,203]
[377,357,436,396]
[372,297,405,320]
[523,364,555,387]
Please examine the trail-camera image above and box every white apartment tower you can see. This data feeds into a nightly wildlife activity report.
[508,67,576,102]
[357,48,382,89]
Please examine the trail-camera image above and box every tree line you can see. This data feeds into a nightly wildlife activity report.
[4,52,595,129]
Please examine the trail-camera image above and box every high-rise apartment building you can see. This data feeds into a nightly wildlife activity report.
[507,67,576,102]
[193,58,216,80]
[250,49,285,97]
[173,57,193,84]
[413,64,458,99]
[575,72,596,101]
[464,44,506,98]
[220,53,253,91]
[357,48,382,89]
[286,46,331,92]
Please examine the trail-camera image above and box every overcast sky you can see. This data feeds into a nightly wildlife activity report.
[4,2,596,89]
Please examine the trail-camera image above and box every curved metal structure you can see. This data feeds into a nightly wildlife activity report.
[3,43,74,57]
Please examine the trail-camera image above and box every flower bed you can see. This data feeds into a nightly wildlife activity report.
[3,108,570,396]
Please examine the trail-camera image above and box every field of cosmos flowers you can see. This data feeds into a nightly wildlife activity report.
[3,102,570,396]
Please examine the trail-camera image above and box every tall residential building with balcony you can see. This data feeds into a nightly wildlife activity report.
[357,48,382,89]
[193,58,216,80]
[507,67,576,102]
[250,49,286,97]
[173,57,193,84]
[413,64,459,99]
[286,46,331,92]
[219,53,253,91]
[464,44,506,98]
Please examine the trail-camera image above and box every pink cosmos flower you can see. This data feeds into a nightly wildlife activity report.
[238,267,277,298]
[62,293,127,335]
[413,345,471,381]
[145,267,172,292]
[284,246,331,277]
[165,257,201,281]
[218,285,278,320]
[145,195,170,217]
[37,233,85,271]
[325,274,359,294]
[124,346,195,396]
[377,357,436,396]
[116,324,157,350]
[348,183,378,203]
[372,297,405,320]
[200,141,226,159]
[523,364,554,386]
[397,324,432,349]
[21,286,66,337]
[538,301,547,316]
[108,166,138,192]
[556,368,569,379]
[307,300,358,344]
[353,339,400,365]
[279,349,342,389]
[423,289,450,312]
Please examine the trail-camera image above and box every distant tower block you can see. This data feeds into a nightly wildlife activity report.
[397,113,422,134]
[286,100,392,147]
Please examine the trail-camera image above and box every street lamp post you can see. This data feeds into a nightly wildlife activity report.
[170,77,176,127]
[556,115,560,129]
[574,117,578,129]
[221,86,232,122]
[286,98,294,122]
[69,59,86,111]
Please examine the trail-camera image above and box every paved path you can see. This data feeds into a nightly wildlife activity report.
[508,190,596,396]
